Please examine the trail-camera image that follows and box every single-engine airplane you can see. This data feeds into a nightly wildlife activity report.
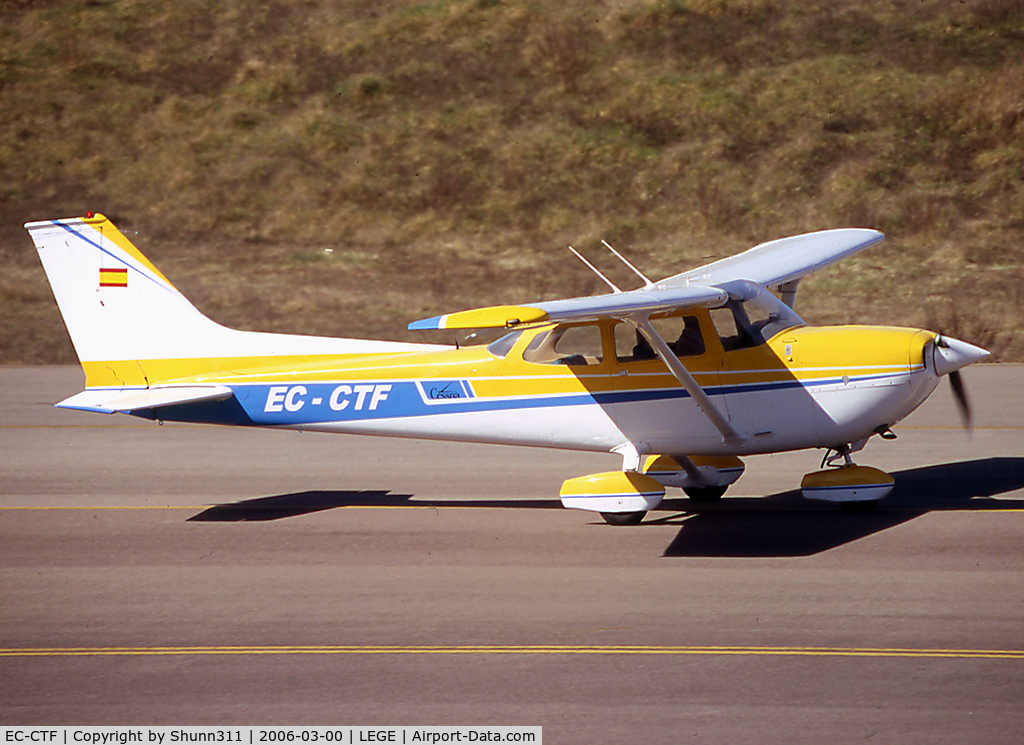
[27,214,989,524]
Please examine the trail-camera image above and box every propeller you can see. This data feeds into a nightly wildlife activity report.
[948,367,971,429]
[934,334,982,430]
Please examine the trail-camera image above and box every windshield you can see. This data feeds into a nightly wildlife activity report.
[486,331,523,358]
[711,280,804,351]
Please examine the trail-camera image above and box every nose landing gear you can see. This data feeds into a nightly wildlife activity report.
[801,445,894,513]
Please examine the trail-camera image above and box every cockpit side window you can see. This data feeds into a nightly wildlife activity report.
[613,315,706,363]
[711,305,756,351]
[523,325,603,366]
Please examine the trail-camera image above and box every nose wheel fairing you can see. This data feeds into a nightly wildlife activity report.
[800,465,895,506]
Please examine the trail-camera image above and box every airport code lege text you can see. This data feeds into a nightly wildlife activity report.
[2,729,540,745]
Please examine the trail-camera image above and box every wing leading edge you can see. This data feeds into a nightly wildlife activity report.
[409,228,883,330]
[409,284,729,330]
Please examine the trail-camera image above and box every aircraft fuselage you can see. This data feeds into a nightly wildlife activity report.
[127,315,942,459]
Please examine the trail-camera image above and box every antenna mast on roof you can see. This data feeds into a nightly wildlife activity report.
[568,246,621,294]
[602,240,654,288]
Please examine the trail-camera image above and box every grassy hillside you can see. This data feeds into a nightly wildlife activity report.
[2,0,1022,363]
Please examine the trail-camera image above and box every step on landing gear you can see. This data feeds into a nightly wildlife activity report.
[800,445,894,513]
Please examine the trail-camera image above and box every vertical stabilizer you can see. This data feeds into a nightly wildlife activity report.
[27,214,226,386]
[26,214,442,389]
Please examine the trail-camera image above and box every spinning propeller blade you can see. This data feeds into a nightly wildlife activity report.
[948,368,971,430]
[934,334,986,430]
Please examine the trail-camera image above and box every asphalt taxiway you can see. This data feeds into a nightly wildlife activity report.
[1,365,1022,742]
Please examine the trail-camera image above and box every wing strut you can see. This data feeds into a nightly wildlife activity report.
[631,316,747,448]
[778,279,800,309]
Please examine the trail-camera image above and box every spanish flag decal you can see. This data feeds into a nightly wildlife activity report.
[99,267,128,288]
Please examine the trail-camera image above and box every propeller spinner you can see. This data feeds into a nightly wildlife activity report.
[932,335,990,429]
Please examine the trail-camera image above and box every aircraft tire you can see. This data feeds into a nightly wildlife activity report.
[601,511,647,526]
[839,499,879,514]
[683,485,728,502]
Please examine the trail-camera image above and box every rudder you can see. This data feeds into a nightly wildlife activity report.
[27,214,227,387]
[27,213,442,390]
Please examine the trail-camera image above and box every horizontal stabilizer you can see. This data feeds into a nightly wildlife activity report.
[57,385,234,414]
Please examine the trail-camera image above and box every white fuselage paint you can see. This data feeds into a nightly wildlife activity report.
[274,366,941,457]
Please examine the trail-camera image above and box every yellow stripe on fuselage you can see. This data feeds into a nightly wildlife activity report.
[81,324,932,399]
[83,355,398,388]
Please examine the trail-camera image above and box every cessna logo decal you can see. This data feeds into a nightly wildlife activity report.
[429,382,462,400]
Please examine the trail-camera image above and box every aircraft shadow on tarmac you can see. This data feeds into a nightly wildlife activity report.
[187,490,559,522]
[657,457,1024,558]
[187,457,1024,558]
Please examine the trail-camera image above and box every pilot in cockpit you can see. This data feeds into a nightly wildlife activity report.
[669,316,705,357]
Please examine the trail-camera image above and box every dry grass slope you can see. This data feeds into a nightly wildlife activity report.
[2,0,1022,362]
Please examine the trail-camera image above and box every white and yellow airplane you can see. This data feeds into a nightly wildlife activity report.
[27,213,989,524]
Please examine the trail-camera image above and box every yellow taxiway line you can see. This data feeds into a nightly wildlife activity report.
[1,645,1021,660]
[2,504,1023,513]
[0,505,468,511]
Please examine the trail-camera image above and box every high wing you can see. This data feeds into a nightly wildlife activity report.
[409,284,728,330]
[409,228,883,330]
[657,228,883,291]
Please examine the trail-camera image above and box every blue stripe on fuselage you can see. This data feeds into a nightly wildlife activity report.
[140,370,911,427]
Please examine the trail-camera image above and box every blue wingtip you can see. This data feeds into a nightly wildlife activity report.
[408,316,444,331]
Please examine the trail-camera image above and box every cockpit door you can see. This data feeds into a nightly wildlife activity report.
[708,291,817,451]
[609,313,726,450]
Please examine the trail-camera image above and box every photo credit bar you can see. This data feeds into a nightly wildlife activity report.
[1,729,541,745]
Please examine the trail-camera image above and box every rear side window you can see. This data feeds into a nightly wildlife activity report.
[487,331,522,358]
